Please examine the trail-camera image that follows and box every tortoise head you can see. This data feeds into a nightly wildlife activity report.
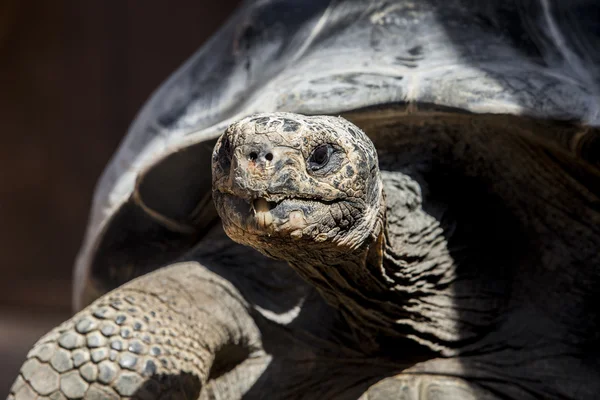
[212,112,385,261]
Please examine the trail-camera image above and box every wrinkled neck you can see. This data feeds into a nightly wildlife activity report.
[283,202,418,353]
[285,233,392,352]
[288,170,513,357]
[286,213,388,300]
[370,170,514,355]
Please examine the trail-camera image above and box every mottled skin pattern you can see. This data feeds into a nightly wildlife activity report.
[212,113,480,354]
[213,114,383,257]
[213,111,456,347]
[213,113,390,351]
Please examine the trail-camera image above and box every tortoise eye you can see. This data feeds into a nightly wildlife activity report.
[308,144,331,171]
[307,143,345,175]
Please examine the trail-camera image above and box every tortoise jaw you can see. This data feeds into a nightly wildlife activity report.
[215,190,318,237]
[213,191,284,234]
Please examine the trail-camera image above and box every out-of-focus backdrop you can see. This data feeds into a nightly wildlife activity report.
[0,0,241,393]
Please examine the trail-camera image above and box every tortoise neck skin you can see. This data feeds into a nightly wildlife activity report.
[212,112,489,356]
[281,175,474,357]
[280,197,393,352]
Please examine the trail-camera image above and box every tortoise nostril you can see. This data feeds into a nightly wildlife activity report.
[247,150,273,162]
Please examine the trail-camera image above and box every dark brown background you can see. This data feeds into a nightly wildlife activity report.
[0,0,241,393]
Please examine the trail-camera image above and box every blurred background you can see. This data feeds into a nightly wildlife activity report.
[0,0,241,393]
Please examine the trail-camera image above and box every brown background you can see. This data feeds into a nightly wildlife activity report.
[0,0,241,393]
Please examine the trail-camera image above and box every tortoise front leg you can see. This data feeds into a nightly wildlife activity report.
[8,262,266,400]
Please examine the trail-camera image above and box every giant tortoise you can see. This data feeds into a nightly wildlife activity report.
[8,0,600,399]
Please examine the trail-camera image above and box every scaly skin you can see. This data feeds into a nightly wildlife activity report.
[8,262,266,400]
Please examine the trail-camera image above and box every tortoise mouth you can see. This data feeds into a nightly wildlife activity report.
[252,197,278,212]
[215,191,335,237]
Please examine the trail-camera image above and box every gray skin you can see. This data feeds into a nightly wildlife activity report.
[8,0,600,399]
